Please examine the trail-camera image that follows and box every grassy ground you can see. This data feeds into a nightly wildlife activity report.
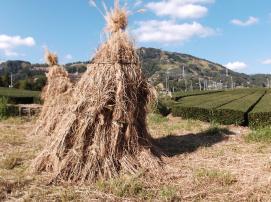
[0,115,271,201]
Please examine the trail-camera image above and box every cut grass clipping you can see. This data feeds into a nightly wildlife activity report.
[31,0,161,183]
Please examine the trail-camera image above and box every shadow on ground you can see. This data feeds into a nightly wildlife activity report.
[155,127,235,157]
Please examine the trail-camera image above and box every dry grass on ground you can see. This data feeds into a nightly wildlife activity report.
[0,115,270,201]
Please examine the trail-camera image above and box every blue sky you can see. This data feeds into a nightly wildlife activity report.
[0,0,270,74]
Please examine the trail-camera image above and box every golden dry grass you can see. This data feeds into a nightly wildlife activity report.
[0,115,270,201]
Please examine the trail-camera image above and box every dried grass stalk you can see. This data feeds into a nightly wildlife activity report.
[34,50,72,136]
[31,1,161,183]
[105,0,128,33]
[44,49,58,66]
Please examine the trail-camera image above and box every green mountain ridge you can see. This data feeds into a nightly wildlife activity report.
[0,47,270,90]
[138,47,251,88]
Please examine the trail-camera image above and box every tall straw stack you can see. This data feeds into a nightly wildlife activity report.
[34,50,72,136]
[32,1,161,183]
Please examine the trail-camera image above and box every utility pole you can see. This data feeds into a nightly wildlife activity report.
[165,71,169,93]
[199,78,202,91]
[182,65,185,78]
[231,76,234,89]
[190,80,193,91]
[9,73,13,88]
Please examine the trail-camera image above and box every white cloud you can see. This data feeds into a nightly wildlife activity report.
[65,54,73,60]
[262,59,271,65]
[3,50,19,57]
[134,0,143,7]
[225,61,247,71]
[146,0,214,19]
[231,16,259,26]
[133,20,215,43]
[0,60,5,64]
[0,34,35,57]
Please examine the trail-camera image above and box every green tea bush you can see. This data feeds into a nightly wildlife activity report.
[0,87,41,104]
[173,90,222,101]
[249,91,271,128]
[172,89,267,126]
[155,97,175,116]
[172,105,212,122]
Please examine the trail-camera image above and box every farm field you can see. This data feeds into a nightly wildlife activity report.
[0,87,40,98]
[0,115,270,201]
[249,90,271,128]
[172,90,223,101]
[0,88,40,104]
[171,89,270,127]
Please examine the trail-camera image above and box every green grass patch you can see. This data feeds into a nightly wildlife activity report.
[194,168,237,186]
[0,97,8,119]
[148,113,169,124]
[245,127,271,143]
[158,185,178,201]
[96,176,145,198]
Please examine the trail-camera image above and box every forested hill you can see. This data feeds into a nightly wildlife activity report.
[138,47,255,88]
[0,47,270,90]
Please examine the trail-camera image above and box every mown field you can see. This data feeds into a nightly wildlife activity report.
[167,89,271,128]
[0,115,270,201]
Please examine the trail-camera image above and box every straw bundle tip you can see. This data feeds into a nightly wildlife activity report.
[105,0,128,33]
[44,49,58,66]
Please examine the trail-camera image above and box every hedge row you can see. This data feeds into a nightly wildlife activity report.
[172,105,213,122]
[0,98,20,119]
[171,92,252,123]
[155,97,176,116]
[171,89,268,126]
[249,91,271,128]
[172,90,222,101]
[174,89,255,109]
[212,90,266,125]
[0,87,41,104]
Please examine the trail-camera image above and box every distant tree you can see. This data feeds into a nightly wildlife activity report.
[1,72,10,87]
[18,79,33,90]
[0,77,3,87]
[33,76,47,91]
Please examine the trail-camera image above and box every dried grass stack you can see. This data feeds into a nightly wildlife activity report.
[32,0,161,183]
[34,50,72,136]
